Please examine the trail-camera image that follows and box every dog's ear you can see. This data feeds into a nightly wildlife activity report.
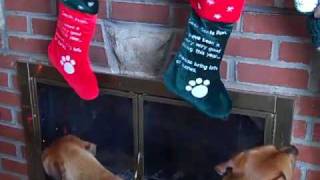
[84,142,96,156]
[215,152,246,176]
[279,145,299,156]
[68,135,97,156]
[276,166,293,180]
[277,145,298,180]
[215,159,235,175]
[54,160,66,180]
[271,172,289,180]
[44,159,66,180]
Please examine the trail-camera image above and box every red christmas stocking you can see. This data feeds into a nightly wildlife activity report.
[48,2,99,100]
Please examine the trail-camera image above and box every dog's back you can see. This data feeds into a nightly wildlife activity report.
[42,135,122,180]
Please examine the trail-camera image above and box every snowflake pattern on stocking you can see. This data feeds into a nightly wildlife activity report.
[207,0,215,5]
[226,6,234,12]
[213,14,222,20]
[191,0,244,23]
[197,2,236,20]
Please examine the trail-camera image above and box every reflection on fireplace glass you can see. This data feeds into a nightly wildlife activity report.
[38,83,134,180]
[143,101,265,180]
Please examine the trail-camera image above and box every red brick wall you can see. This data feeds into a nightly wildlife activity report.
[0,0,319,180]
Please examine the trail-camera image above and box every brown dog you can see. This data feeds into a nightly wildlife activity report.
[215,145,298,180]
[42,135,122,180]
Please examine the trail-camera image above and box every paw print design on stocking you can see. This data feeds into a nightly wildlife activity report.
[60,55,76,74]
[186,78,210,98]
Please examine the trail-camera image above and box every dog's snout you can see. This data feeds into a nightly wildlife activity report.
[280,145,299,156]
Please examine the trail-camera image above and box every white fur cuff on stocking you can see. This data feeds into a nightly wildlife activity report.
[295,0,318,13]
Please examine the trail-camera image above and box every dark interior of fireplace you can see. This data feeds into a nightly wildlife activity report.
[38,83,135,179]
[38,83,266,180]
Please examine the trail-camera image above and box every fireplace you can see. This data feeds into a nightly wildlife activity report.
[18,62,294,180]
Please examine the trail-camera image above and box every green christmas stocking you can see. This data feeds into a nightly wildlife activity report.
[163,0,245,119]
[307,15,320,50]
[164,0,244,119]
[294,0,320,50]
[62,0,99,14]
[163,11,231,119]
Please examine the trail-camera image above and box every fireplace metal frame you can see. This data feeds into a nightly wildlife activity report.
[17,63,294,180]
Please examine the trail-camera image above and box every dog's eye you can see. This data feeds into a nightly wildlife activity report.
[225,167,233,175]
[271,172,286,180]
[84,144,91,150]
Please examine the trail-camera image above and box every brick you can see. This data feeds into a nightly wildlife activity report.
[243,13,308,37]
[5,0,52,13]
[6,15,27,32]
[307,170,320,180]
[296,144,320,165]
[220,60,227,80]
[172,6,190,28]
[246,0,273,6]
[283,0,295,9]
[93,24,103,42]
[313,123,320,142]
[21,146,26,159]
[32,18,56,36]
[295,96,320,116]
[0,91,20,107]
[0,172,20,180]
[0,55,18,69]
[225,38,272,59]
[279,42,313,64]
[13,75,19,90]
[90,46,107,66]
[292,120,307,139]
[0,141,16,155]
[237,63,309,89]
[0,125,24,141]
[0,106,12,121]
[98,0,107,18]
[111,2,169,24]
[16,112,22,127]
[172,32,184,52]
[9,36,50,54]
[2,159,27,175]
[0,72,8,87]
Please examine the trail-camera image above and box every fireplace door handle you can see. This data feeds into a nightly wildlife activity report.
[135,152,142,180]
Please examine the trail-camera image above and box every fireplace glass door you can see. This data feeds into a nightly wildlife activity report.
[37,82,273,180]
[142,97,265,180]
[38,83,136,179]
[37,83,270,180]
[18,63,294,180]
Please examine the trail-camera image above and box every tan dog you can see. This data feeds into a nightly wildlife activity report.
[42,135,122,180]
[215,145,298,180]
